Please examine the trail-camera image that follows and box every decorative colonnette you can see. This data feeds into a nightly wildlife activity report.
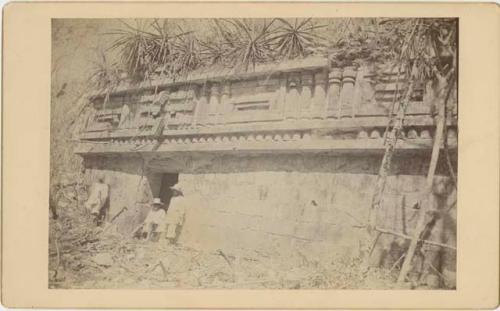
[81,54,460,152]
[86,61,435,135]
[189,65,373,124]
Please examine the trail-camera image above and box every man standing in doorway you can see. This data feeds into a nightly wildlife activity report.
[165,185,186,244]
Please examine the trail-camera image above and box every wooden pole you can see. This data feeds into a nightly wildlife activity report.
[367,80,415,233]
[365,19,421,240]
[362,56,416,269]
[375,227,456,251]
[361,79,415,269]
[397,73,448,284]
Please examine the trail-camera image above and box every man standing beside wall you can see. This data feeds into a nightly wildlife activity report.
[84,173,109,225]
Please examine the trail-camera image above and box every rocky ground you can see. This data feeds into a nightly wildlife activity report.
[49,186,402,290]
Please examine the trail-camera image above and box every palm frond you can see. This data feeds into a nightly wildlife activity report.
[269,18,326,59]
[88,47,121,89]
[169,33,201,76]
[216,18,278,71]
[106,19,157,81]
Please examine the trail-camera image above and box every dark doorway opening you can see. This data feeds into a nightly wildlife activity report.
[158,173,179,210]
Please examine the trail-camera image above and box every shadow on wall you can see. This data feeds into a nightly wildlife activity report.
[146,150,457,176]
[370,180,457,288]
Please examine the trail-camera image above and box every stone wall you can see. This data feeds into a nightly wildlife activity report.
[82,151,456,279]
[171,154,456,267]
[177,171,371,257]
[82,156,161,235]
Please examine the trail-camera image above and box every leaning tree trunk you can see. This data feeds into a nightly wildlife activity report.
[396,74,448,284]
[361,20,421,267]
[367,81,415,232]
[362,79,415,267]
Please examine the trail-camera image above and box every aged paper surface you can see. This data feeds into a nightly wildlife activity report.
[2,1,499,309]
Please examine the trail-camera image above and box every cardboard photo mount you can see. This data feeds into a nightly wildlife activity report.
[2,1,499,309]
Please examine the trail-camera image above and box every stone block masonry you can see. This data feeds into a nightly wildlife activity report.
[82,152,456,276]
[76,55,457,283]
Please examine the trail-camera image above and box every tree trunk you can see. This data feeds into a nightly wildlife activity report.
[368,81,415,233]
[397,75,448,284]
[361,80,415,267]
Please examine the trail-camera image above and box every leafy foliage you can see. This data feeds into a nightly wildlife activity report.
[169,33,201,76]
[147,20,175,74]
[107,20,156,81]
[270,18,326,59]
[101,18,457,86]
[199,38,229,66]
[215,19,278,71]
[326,18,457,81]
[88,48,121,89]
[149,20,193,77]
[199,22,235,67]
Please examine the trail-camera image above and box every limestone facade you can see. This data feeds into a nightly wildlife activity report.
[75,56,457,276]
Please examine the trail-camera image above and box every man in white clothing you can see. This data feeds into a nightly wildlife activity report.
[84,173,109,224]
[140,198,167,241]
[164,185,186,244]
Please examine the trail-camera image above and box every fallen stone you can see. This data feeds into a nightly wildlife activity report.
[92,253,114,267]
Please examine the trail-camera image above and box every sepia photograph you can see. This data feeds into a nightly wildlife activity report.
[49,17,458,290]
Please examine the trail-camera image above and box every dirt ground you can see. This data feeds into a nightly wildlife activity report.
[49,187,404,290]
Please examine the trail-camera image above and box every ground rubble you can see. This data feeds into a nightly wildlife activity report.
[49,191,401,290]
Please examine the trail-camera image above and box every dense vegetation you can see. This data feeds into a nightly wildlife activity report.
[96,18,456,85]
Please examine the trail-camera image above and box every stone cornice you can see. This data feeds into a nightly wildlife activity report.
[78,114,456,141]
[75,124,457,156]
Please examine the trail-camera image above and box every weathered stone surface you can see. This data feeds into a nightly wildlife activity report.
[83,156,157,235]
[82,151,456,279]
[92,253,114,267]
